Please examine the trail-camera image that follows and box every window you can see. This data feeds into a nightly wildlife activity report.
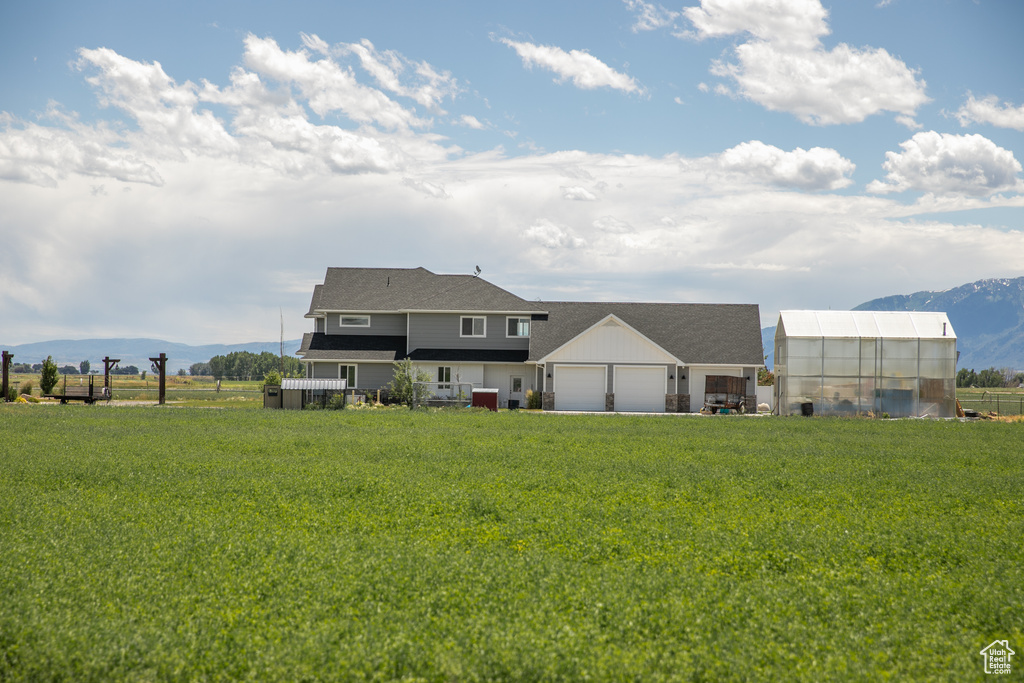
[460,316,486,337]
[340,315,370,327]
[338,364,356,387]
[506,317,530,337]
[437,366,451,389]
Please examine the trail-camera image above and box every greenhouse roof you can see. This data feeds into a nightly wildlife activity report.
[778,310,956,340]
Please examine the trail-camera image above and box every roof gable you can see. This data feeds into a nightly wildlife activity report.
[530,302,763,366]
[541,314,679,364]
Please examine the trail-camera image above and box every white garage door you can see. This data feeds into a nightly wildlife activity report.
[554,366,606,411]
[615,366,666,413]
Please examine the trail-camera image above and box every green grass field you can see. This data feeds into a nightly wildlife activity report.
[0,407,1021,681]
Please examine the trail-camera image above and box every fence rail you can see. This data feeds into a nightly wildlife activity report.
[958,395,1024,416]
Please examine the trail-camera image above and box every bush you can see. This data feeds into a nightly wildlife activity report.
[262,370,282,391]
[39,357,60,395]
[19,380,33,397]
[526,389,542,410]
[6,385,16,402]
[326,394,346,411]
[387,358,433,406]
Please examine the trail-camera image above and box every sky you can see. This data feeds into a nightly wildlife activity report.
[2,0,1023,346]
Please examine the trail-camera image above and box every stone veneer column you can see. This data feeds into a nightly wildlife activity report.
[680,394,690,413]
[542,392,555,411]
[605,393,615,412]
[666,394,679,412]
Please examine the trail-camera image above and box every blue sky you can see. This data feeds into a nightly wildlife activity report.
[2,0,1023,345]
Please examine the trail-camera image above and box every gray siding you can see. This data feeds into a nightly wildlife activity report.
[408,313,531,351]
[309,361,395,389]
[326,312,406,336]
[357,363,396,390]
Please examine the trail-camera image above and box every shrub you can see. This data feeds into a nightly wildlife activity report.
[262,370,282,390]
[387,358,433,406]
[526,389,543,410]
[20,380,34,397]
[326,394,346,411]
[39,357,60,395]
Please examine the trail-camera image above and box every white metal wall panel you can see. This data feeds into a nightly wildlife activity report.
[614,366,666,412]
[554,366,606,411]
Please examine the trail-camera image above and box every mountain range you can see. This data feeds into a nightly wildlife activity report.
[0,338,302,374]
[762,277,1024,371]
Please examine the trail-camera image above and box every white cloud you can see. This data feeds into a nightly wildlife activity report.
[499,38,644,94]
[337,37,460,112]
[867,131,1024,196]
[242,34,426,130]
[76,47,238,154]
[524,219,587,249]
[0,109,163,187]
[594,215,634,233]
[562,185,598,200]
[716,140,855,190]
[624,0,680,32]
[684,0,928,125]
[459,115,486,129]
[683,0,828,49]
[955,93,1024,131]
[895,115,922,130]
[403,177,452,199]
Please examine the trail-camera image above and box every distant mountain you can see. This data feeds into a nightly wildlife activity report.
[760,277,1024,371]
[854,277,1024,370]
[0,338,303,374]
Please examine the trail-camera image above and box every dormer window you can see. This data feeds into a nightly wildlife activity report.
[340,315,370,327]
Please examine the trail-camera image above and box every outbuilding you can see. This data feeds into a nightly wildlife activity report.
[774,310,957,418]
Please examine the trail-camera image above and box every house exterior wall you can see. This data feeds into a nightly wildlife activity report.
[357,362,396,391]
[408,313,531,351]
[483,363,534,408]
[325,312,406,336]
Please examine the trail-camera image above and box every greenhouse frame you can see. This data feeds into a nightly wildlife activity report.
[774,311,957,418]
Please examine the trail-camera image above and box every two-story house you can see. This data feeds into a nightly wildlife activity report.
[297,267,764,412]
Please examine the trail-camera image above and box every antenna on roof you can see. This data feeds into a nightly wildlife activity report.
[473,265,481,277]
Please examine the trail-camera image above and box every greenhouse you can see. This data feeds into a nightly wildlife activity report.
[774,311,957,418]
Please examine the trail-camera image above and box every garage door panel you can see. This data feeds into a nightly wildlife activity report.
[555,366,606,411]
[615,366,666,413]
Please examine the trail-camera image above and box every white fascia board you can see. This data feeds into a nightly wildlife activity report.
[401,308,547,315]
[537,313,683,366]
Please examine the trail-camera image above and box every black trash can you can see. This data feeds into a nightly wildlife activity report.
[508,399,520,410]
[800,402,814,416]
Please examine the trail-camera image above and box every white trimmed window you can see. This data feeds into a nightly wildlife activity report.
[437,366,451,389]
[338,364,356,387]
[340,315,370,327]
[506,317,530,337]
[460,316,486,337]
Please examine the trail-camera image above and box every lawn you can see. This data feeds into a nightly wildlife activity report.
[0,407,1021,681]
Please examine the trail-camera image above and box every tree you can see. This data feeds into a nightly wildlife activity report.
[262,370,282,390]
[976,367,1004,388]
[757,367,774,386]
[177,368,187,376]
[80,360,91,375]
[189,362,212,376]
[59,365,78,375]
[956,368,977,388]
[387,358,432,406]
[39,356,60,394]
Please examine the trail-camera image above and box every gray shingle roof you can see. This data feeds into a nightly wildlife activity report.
[312,267,541,313]
[528,302,764,366]
[297,332,406,361]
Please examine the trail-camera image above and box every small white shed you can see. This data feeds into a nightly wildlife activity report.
[774,311,957,418]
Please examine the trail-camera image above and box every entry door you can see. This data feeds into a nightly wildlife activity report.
[509,375,525,407]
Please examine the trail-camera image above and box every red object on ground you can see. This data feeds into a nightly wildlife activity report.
[471,388,499,412]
